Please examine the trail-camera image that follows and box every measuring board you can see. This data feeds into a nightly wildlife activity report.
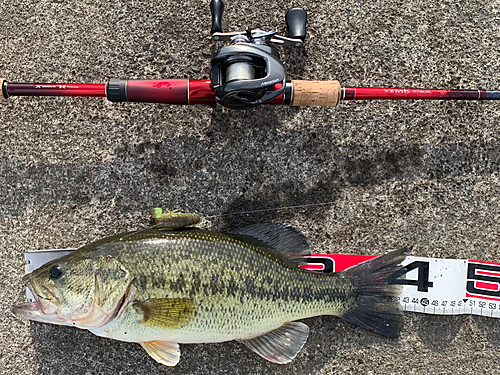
[24,250,500,318]
[303,254,500,318]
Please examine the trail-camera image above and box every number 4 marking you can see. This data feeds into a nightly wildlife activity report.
[388,261,434,292]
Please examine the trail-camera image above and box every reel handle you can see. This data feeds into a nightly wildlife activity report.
[210,0,224,34]
[285,8,307,40]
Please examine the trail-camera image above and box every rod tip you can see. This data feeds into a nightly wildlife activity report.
[0,78,6,101]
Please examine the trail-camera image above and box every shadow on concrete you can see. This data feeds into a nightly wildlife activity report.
[472,315,500,348]
[30,315,403,375]
[5,120,500,221]
[409,313,464,351]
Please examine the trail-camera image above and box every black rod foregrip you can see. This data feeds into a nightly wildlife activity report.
[106,79,127,102]
[210,0,224,34]
[286,8,307,40]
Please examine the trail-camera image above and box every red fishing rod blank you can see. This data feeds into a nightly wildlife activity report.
[342,87,500,101]
[2,78,500,107]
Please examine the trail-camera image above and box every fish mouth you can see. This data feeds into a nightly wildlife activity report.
[13,300,42,316]
[12,279,70,325]
[12,299,71,325]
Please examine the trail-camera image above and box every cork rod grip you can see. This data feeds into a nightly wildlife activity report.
[290,80,341,106]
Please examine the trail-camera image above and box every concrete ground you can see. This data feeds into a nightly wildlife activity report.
[2,0,500,374]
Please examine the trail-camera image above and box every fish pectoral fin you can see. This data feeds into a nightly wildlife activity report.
[238,322,309,364]
[134,298,195,329]
[140,340,180,367]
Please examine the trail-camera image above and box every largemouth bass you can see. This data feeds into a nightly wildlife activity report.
[13,215,408,366]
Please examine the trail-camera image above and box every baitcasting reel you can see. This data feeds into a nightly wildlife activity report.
[209,0,307,109]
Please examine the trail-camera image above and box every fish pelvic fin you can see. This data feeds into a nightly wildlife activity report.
[238,322,309,364]
[140,340,180,366]
[339,247,410,338]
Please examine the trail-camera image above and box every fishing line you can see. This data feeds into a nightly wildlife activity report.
[201,182,496,219]
[203,201,338,218]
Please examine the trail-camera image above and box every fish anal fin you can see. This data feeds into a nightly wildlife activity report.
[134,298,195,329]
[140,340,180,367]
[239,322,309,364]
[230,223,311,266]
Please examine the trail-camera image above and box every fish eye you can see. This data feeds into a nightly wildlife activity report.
[49,265,64,280]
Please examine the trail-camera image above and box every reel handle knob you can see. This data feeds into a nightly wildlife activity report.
[285,8,307,41]
[210,0,224,34]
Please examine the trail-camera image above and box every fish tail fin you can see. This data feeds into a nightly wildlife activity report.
[339,247,410,338]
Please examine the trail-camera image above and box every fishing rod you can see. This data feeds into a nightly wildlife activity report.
[1,0,499,109]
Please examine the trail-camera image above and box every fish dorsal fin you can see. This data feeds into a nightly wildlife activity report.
[239,322,309,364]
[134,298,195,329]
[230,223,311,266]
[140,341,180,367]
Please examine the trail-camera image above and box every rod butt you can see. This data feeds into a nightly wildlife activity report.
[0,79,7,100]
